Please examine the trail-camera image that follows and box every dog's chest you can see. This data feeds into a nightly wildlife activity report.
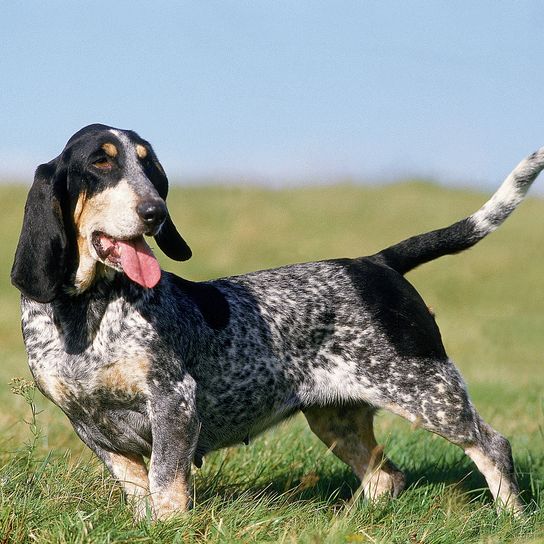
[21,297,154,413]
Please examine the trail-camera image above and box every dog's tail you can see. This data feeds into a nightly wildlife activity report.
[371,147,544,275]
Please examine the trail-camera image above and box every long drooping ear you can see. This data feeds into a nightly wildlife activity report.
[11,160,68,302]
[154,213,192,261]
[146,154,192,261]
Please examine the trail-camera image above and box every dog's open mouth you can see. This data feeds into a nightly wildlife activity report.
[92,232,161,289]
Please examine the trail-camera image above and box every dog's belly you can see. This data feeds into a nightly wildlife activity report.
[196,403,301,454]
[193,382,301,454]
[76,392,297,461]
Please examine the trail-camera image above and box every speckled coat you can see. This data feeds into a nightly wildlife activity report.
[12,124,544,519]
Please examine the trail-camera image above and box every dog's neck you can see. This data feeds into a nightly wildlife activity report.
[50,275,151,354]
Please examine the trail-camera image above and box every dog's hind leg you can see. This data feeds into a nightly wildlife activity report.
[378,359,522,513]
[303,404,406,500]
[463,419,522,513]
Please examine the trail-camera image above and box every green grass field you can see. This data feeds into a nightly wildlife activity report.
[0,182,543,543]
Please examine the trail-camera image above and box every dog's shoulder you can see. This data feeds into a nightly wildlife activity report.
[165,273,231,331]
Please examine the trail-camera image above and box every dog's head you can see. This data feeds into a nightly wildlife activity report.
[11,124,192,302]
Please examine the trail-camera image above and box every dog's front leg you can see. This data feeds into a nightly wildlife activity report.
[70,421,151,520]
[148,375,200,520]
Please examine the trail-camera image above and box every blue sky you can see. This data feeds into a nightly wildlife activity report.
[1,1,544,190]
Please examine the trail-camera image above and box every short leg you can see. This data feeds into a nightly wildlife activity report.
[303,404,405,500]
[148,376,200,520]
[464,420,521,513]
[106,451,151,520]
[379,359,522,513]
[70,422,151,520]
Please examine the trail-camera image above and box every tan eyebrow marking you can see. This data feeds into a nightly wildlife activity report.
[101,143,118,157]
[135,144,148,159]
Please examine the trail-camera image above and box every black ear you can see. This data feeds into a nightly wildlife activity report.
[144,150,192,261]
[11,160,67,302]
[154,213,192,261]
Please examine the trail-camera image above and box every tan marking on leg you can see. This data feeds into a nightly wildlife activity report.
[151,472,191,520]
[108,451,150,520]
[109,451,149,495]
[465,445,523,513]
[305,405,405,501]
[135,144,148,159]
[102,142,118,157]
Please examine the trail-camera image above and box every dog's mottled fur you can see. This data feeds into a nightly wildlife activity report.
[12,124,544,519]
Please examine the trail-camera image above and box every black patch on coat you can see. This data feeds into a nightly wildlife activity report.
[170,274,230,330]
[338,257,447,360]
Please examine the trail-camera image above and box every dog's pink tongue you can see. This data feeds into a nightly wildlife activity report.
[118,238,161,289]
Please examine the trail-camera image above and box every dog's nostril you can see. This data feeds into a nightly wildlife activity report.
[137,200,167,226]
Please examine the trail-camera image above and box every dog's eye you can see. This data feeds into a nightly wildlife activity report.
[93,159,112,171]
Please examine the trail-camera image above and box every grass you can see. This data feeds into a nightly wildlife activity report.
[0,181,543,543]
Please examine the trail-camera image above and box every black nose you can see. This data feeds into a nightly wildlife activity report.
[136,199,167,228]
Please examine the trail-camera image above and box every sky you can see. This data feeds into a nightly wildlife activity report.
[1,1,544,190]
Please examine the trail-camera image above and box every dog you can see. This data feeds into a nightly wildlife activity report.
[11,124,543,520]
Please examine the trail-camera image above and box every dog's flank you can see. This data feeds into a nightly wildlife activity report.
[11,124,543,520]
